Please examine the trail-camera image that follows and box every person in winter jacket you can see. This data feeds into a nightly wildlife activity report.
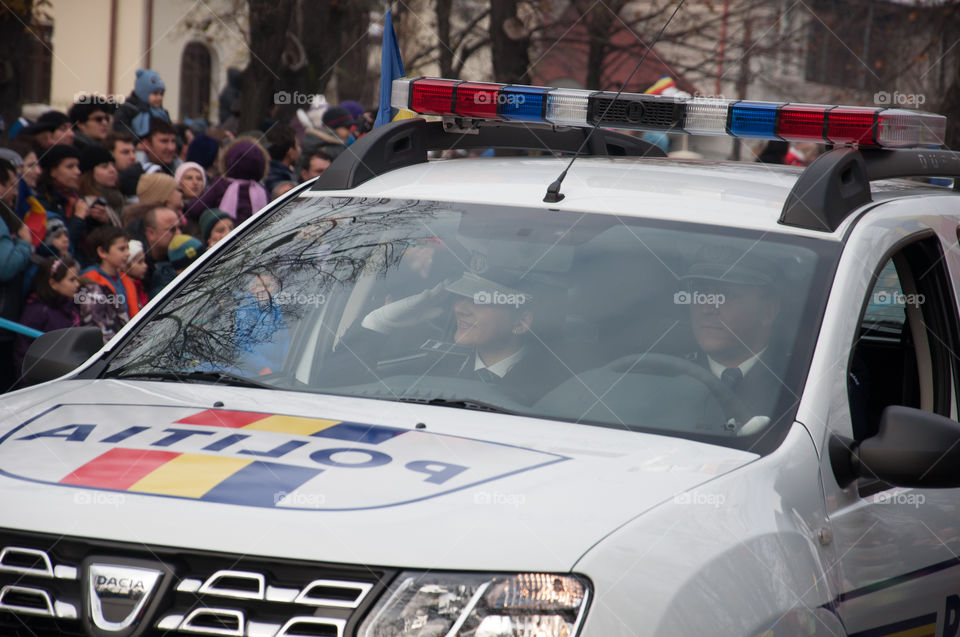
[113,69,171,140]
[69,99,114,151]
[33,145,92,253]
[122,239,149,309]
[78,225,138,341]
[78,145,123,228]
[264,125,299,194]
[185,137,268,225]
[175,161,207,209]
[13,255,81,377]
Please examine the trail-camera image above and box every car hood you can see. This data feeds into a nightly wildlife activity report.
[0,380,756,571]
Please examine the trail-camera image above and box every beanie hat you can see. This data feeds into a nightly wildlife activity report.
[127,239,144,264]
[322,107,353,129]
[222,139,266,180]
[186,134,219,168]
[39,144,81,172]
[134,69,165,103]
[0,148,23,167]
[174,161,208,191]
[79,145,115,173]
[167,234,203,269]
[339,100,365,120]
[200,208,232,244]
[42,217,68,245]
[22,110,70,135]
[136,173,177,205]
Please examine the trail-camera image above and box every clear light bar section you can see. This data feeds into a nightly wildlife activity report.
[683,98,730,135]
[545,88,591,126]
[877,109,946,148]
[390,79,412,111]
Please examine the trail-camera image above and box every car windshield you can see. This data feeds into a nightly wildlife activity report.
[105,196,837,452]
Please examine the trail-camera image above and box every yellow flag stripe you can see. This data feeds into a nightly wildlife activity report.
[129,454,253,498]
[242,415,341,436]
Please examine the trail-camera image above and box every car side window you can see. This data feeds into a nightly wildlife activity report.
[849,238,960,441]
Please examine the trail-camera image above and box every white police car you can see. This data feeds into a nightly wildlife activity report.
[3,78,960,637]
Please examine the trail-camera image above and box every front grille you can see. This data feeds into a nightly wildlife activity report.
[0,529,394,637]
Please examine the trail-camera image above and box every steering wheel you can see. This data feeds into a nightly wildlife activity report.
[601,352,753,429]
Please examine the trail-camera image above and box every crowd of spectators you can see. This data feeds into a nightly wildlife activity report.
[0,68,376,390]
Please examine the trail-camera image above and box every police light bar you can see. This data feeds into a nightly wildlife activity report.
[390,78,946,149]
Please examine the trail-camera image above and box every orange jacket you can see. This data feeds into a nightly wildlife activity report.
[83,269,140,318]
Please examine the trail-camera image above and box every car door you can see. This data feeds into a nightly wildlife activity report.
[824,232,960,636]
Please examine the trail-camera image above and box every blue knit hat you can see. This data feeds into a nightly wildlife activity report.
[134,69,165,103]
[167,235,203,270]
[186,134,219,168]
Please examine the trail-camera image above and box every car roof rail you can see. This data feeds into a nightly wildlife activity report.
[311,118,666,191]
[780,148,960,232]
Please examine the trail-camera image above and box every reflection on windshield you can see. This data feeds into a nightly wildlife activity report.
[107,196,834,451]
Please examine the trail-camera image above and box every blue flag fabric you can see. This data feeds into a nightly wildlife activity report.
[374,9,405,128]
[15,179,31,217]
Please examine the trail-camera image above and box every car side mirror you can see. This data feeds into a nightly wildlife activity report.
[830,405,960,489]
[21,327,104,386]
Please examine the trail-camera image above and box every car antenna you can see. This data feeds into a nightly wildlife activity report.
[543,0,686,204]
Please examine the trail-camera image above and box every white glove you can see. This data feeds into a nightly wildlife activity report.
[361,282,447,334]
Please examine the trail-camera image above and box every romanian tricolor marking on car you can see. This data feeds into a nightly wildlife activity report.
[0,405,568,510]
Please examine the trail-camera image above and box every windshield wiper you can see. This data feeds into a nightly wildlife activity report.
[397,397,518,415]
[106,370,274,389]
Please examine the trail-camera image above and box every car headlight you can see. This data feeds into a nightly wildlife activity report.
[358,571,590,637]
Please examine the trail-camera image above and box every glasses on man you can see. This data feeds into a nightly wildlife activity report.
[89,116,110,123]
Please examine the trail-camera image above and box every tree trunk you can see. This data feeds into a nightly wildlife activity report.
[238,0,293,132]
[0,1,34,137]
[334,2,372,105]
[490,0,530,84]
[584,3,613,90]
[437,0,453,77]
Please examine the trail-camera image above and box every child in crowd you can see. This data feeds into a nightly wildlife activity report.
[123,239,149,310]
[20,216,70,298]
[13,255,81,376]
[200,208,235,248]
[39,217,69,258]
[113,69,171,139]
[78,226,138,341]
[167,234,204,274]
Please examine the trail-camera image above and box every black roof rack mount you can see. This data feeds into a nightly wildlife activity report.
[311,118,666,191]
[780,148,960,232]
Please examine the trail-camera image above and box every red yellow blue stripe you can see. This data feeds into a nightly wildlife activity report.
[644,75,676,95]
[57,410,407,506]
[175,409,406,443]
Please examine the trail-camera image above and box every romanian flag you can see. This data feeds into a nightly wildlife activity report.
[644,75,676,95]
[374,9,415,128]
[59,409,406,506]
[15,179,48,246]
